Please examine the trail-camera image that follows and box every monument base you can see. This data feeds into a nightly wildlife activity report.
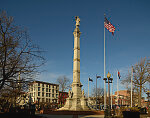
[58,93,90,111]
[58,97,72,110]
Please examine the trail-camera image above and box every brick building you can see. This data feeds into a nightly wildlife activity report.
[114,90,145,107]
[58,91,68,107]
[114,90,130,106]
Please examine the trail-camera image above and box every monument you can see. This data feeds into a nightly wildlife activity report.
[58,16,90,111]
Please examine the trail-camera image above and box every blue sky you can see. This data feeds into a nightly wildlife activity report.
[1,0,150,96]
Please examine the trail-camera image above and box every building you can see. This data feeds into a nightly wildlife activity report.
[58,91,68,107]
[114,90,130,106]
[17,92,30,106]
[28,81,59,104]
[114,90,145,107]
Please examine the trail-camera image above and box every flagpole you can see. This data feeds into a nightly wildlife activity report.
[103,15,115,110]
[111,75,113,109]
[88,78,89,106]
[104,17,106,110]
[131,66,133,107]
[96,74,98,109]
[117,71,119,106]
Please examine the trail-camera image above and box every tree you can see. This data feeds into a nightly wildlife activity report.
[0,11,45,91]
[56,75,71,107]
[56,75,71,92]
[122,57,150,107]
[91,87,104,106]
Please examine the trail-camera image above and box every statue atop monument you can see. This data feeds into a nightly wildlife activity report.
[75,16,80,26]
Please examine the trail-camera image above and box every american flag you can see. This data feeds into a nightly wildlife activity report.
[104,17,115,35]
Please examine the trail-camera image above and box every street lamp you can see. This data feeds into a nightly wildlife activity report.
[96,75,101,110]
[103,72,113,118]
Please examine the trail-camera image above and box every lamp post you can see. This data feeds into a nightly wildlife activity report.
[88,77,93,106]
[37,97,40,110]
[146,91,150,108]
[103,72,113,118]
[96,75,101,110]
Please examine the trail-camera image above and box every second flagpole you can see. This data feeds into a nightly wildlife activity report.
[88,78,89,106]
[104,15,106,110]
[117,71,119,106]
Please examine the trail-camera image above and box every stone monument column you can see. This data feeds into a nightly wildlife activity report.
[70,16,82,110]
[58,16,90,111]
[72,16,82,97]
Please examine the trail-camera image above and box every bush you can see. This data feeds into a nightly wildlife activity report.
[115,107,140,118]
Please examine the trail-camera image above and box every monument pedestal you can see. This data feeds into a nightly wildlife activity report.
[70,98,83,111]
[81,97,90,111]
[58,83,90,111]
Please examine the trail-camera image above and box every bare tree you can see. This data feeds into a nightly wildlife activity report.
[0,11,45,91]
[121,57,150,107]
[56,75,71,107]
[56,75,71,92]
[91,87,104,105]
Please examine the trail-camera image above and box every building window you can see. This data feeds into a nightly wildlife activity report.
[52,85,54,88]
[56,90,58,93]
[46,84,48,87]
[38,92,40,96]
[38,83,40,86]
[42,84,44,87]
[49,85,51,88]
[49,89,51,92]
[42,98,44,102]
[56,94,58,98]
[46,93,48,97]
[46,88,48,92]
[42,88,44,91]
[46,98,48,102]
[37,98,40,102]
[52,94,54,97]
[38,87,40,91]
[49,93,51,97]
[52,89,54,93]
[42,92,44,97]
[49,99,51,103]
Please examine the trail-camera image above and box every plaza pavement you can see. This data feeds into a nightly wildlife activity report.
[36,113,150,118]
[36,114,104,118]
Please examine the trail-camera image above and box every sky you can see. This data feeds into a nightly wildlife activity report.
[1,0,150,96]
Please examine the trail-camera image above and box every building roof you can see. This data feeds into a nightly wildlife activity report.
[30,80,59,86]
[59,91,68,94]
